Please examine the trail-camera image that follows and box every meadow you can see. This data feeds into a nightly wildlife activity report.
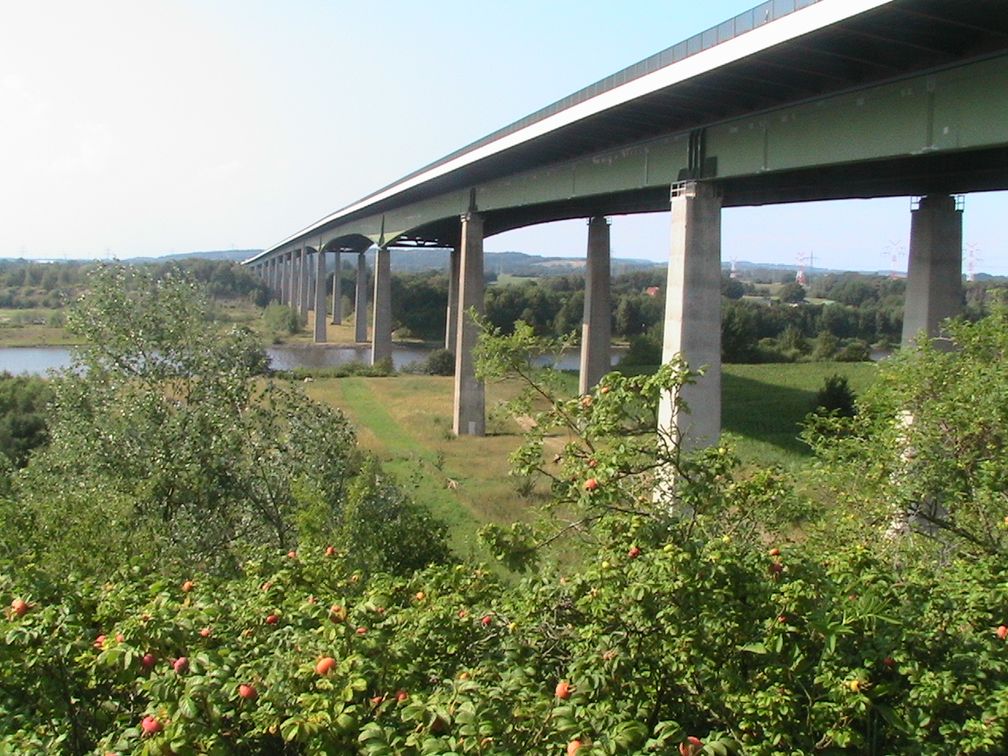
[303,361,879,553]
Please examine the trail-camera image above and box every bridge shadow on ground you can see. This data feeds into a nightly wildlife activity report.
[721,372,818,458]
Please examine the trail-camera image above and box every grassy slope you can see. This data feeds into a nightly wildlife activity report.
[306,362,879,554]
[723,362,878,468]
[305,375,538,560]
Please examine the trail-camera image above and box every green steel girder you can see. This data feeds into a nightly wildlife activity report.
[298,53,1008,250]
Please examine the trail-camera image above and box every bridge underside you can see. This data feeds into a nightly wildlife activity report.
[403,143,1008,246]
[249,1,1008,442]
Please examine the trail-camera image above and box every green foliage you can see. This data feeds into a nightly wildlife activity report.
[262,303,303,337]
[812,373,857,417]
[777,281,806,303]
[0,258,267,312]
[391,273,448,340]
[0,373,51,467]
[3,509,1008,752]
[721,274,745,300]
[424,348,455,376]
[618,333,662,368]
[338,457,451,578]
[288,361,394,380]
[474,318,802,568]
[8,266,446,578]
[805,311,1008,557]
[835,338,871,362]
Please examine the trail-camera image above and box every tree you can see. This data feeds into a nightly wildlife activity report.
[0,374,51,468]
[805,310,1008,556]
[721,275,745,300]
[12,265,448,576]
[778,281,806,303]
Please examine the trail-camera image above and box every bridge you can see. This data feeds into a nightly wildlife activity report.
[244,0,1008,445]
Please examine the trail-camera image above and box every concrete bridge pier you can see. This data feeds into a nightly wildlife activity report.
[354,251,369,343]
[292,250,302,310]
[445,246,460,351]
[283,251,294,307]
[453,211,486,436]
[372,247,392,366]
[901,194,963,346]
[331,252,342,325]
[314,249,327,343]
[658,181,722,451]
[269,258,278,302]
[579,216,612,394]
[299,247,311,318]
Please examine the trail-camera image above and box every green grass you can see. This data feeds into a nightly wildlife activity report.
[304,361,881,557]
[722,362,877,467]
[0,308,80,347]
[304,376,536,563]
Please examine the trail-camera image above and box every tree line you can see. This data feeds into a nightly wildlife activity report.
[0,258,268,309]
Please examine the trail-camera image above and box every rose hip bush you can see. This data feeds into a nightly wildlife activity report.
[3,536,1008,754]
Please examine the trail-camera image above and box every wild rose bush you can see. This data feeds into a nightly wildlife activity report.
[3,534,1008,754]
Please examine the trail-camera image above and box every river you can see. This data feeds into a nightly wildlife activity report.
[0,344,620,376]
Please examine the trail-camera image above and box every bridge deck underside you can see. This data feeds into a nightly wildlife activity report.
[256,0,1008,259]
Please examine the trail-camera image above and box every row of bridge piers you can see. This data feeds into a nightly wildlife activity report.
[250,183,965,447]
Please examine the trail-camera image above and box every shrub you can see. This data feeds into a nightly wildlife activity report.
[262,303,302,336]
[425,348,455,376]
[0,373,51,467]
[813,373,856,417]
[618,333,662,368]
[835,338,871,362]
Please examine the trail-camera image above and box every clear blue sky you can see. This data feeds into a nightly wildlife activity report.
[1,1,1004,273]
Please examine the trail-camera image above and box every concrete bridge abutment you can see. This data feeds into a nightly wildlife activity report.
[452,212,486,436]
[579,216,612,395]
[658,181,722,451]
[901,194,963,346]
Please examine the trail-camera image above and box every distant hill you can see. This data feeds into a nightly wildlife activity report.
[125,249,259,264]
[386,249,661,276]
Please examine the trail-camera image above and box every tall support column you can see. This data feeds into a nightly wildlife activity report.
[269,258,278,301]
[658,181,722,450]
[283,252,294,306]
[371,247,392,366]
[901,194,963,345]
[354,251,368,343]
[453,212,486,436]
[314,249,327,343]
[445,246,460,351]
[331,252,342,325]
[298,247,311,318]
[579,216,612,394]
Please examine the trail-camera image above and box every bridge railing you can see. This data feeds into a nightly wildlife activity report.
[374,0,822,198]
